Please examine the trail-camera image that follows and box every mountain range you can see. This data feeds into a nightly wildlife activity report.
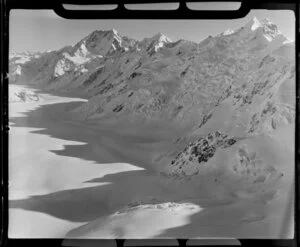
[9,17,295,177]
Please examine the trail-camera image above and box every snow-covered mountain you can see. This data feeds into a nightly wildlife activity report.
[9,17,294,111]
[9,18,295,176]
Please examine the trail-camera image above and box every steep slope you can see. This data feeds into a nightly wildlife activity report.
[159,39,295,177]
[156,19,295,183]
[9,29,138,88]
[71,18,294,127]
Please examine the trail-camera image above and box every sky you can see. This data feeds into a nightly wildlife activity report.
[9,7,295,53]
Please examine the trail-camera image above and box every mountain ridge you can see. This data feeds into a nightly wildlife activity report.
[9,17,295,133]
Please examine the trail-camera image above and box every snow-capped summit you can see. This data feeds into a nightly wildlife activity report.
[260,18,282,41]
[249,16,262,31]
[112,28,118,35]
[51,29,140,78]
[139,32,172,53]
[246,17,278,32]
[153,32,172,43]
[240,16,288,46]
[152,33,172,51]
[71,29,137,57]
[246,17,282,39]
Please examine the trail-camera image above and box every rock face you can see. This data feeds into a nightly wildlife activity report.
[166,131,237,176]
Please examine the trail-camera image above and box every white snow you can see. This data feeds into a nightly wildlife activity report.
[74,42,90,57]
[9,85,41,103]
[63,52,91,65]
[251,17,262,31]
[14,56,31,64]
[112,29,118,35]
[67,202,202,238]
[13,65,22,76]
[112,29,122,45]
[9,87,295,237]
[154,43,164,52]
[138,33,172,53]
[9,52,16,59]
[283,38,294,45]
[54,51,93,77]
[10,51,41,64]
[159,33,172,43]
[54,58,69,77]
[222,29,235,36]
[263,34,273,42]
[80,67,88,73]
[153,33,172,51]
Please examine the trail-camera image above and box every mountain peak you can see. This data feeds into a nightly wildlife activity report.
[112,28,118,34]
[84,29,122,43]
[248,16,262,31]
[137,32,172,53]
[87,29,120,38]
[246,16,279,32]
[241,16,283,43]
[152,32,172,43]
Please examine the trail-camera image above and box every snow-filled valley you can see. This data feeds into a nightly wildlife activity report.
[8,16,295,239]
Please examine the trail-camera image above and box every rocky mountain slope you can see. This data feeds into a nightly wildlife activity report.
[9,17,295,178]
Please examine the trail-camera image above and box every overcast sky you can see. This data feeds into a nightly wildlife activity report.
[9,8,295,53]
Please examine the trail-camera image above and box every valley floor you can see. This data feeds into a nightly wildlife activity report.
[8,85,294,239]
